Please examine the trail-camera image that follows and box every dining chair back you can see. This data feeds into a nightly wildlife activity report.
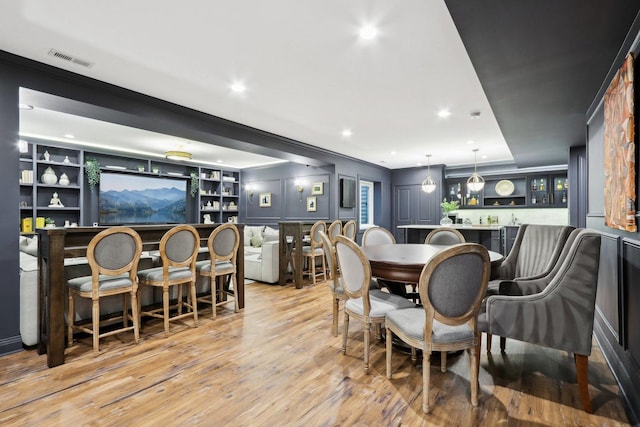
[197,223,240,317]
[424,227,466,245]
[335,235,415,373]
[328,219,342,244]
[66,226,143,356]
[319,230,345,336]
[362,226,396,246]
[385,243,490,413]
[293,220,327,285]
[342,220,357,241]
[138,224,200,337]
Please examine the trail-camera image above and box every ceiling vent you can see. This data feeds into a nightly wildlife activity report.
[48,49,94,68]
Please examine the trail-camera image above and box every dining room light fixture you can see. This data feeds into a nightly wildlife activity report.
[467,148,485,192]
[421,154,437,193]
[165,150,192,161]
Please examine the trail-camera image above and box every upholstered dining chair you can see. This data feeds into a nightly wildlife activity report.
[361,226,396,246]
[342,219,357,241]
[484,223,574,351]
[67,226,143,356]
[137,224,200,337]
[385,243,490,414]
[328,219,342,245]
[334,235,415,373]
[293,220,327,285]
[196,223,240,317]
[319,230,347,336]
[478,229,601,413]
[424,227,465,245]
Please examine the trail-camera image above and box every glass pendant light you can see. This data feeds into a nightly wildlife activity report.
[467,148,485,192]
[421,154,437,193]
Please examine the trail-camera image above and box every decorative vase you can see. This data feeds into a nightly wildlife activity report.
[59,173,70,186]
[41,167,58,185]
[43,151,50,161]
[440,212,453,226]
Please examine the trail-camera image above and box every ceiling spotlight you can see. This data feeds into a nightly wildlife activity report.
[467,140,475,145]
[437,109,451,118]
[358,24,379,40]
[341,129,352,137]
[217,160,224,163]
[231,81,247,94]
[470,111,481,119]
[64,134,75,139]
[165,150,192,161]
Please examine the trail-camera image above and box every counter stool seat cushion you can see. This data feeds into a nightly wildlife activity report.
[67,275,132,293]
[196,260,235,275]
[137,267,191,283]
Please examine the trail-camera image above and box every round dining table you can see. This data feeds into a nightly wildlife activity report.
[361,243,504,285]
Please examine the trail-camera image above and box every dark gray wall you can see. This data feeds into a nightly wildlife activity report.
[586,16,640,421]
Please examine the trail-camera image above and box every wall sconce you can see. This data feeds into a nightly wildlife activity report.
[246,184,254,204]
[294,178,304,201]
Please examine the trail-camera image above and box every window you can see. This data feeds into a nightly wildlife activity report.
[359,180,374,227]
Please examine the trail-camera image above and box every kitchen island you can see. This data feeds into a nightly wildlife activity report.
[397,224,506,254]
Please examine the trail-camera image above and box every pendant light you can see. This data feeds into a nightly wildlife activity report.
[467,148,485,192]
[421,154,437,193]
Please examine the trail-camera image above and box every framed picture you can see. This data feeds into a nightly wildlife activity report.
[306,196,317,212]
[311,182,324,195]
[259,192,272,207]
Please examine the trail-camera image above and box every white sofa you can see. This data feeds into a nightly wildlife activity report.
[243,226,279,284]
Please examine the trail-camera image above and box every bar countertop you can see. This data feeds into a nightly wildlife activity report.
[397,224,506,231]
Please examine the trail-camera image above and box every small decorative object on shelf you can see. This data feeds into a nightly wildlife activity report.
[44,217,56,228]
[48,192,64,207]
[63,156,71,164]
[41,167,58,185]
[190,172,199,197]
[43,151,50,161]
[137,164,145,172]
[59,173,70,186]
[84,157,100,189]
[440,199,459,226]
[152,167,160,174]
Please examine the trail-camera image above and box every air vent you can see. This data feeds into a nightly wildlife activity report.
[48,49,94,68]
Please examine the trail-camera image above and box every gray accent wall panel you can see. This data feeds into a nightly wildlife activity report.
[595,233,620,342]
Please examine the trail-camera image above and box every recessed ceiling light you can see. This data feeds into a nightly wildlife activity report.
[217,160,224,163]
[341,129,352,137]
[416,162,422,166]
[437,109,451,118]
[358,24,379,40]
[64,134,75,139]
[390,151,397,155]
[230,81,246,94]
[481,155,488,159]
[470,111,481,119]
[467,140,475,145]
[19,104,33,110]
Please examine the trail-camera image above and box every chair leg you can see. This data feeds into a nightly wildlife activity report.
[342,313,349,355]
[386,325,393,379]
[130,290,140,344]
[232,274,239,313]
[67,292,74,346]
[486,333,492,352]
[190,281,198,327]
[332,298,339,336]
[321,255,327,282]
[423,350,432,414]
[476,333,482,379]
[123,293,129,328]
[470,346,479,406]
[441,351,447,373]
[92,298,100,356]
[364,321,370,374]
[575,354,592,413]
[177,283,184,315]
[311,255,316,285]
[163,287,170,337]
[411,346,417,362]
[211,276,217,318]
[500,336,506,352]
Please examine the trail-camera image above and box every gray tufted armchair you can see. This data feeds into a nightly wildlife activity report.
[478,229,601,413]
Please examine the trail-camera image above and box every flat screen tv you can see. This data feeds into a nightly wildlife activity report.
[340,178,356,208]
[99,172,187,225]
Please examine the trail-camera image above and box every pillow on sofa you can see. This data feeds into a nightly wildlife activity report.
[24,236,38,257]
[250,233,263,248]
[264,226,278,236]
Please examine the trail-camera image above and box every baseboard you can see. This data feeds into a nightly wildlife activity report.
[594,315,640,425]
[0,334,23,356]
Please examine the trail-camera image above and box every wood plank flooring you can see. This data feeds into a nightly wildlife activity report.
[0,280,632,426]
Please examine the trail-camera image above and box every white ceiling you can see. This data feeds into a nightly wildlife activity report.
[2,0,513,169]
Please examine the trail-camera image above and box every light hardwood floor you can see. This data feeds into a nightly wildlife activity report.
[0,280,632,426]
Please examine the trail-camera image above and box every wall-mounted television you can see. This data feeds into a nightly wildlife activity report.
[99,172,187,225]
[340,178,356,208]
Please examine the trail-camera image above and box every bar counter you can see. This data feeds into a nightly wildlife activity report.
[397,224,504,253]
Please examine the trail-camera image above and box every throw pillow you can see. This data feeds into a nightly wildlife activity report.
[250,233,263,248]
[243,226,253,247]
[25,236,38,257]
[264,226,278,236]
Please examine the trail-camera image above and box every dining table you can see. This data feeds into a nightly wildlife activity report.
[360,243,503,295]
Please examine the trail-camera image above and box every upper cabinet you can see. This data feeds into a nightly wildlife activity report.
[445,169,568,209]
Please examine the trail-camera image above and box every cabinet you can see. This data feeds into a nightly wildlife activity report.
[394,184,439,242]
[20,143,83,231]
[529,173,568,207]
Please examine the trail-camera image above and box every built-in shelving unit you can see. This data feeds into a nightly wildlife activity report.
[445,170,568,209]
[19,141,242,231]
